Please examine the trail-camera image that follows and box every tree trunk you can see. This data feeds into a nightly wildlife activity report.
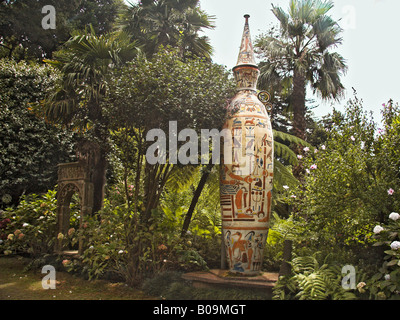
[92,152,107,215]
[180,162,214,237]
[279,240,293,277]
[292,68,307,140]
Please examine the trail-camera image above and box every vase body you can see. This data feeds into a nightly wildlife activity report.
[220,15,274,275]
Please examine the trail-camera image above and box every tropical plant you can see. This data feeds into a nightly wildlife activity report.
[42,26,140,214]
[255,0,347,139]
[118,0,215,58]
[0,0,125,60]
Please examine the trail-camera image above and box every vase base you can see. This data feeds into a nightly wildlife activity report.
[182,269,278,298]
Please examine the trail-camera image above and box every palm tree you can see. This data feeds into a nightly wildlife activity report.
[119,0,215,58]
[256,0,347,140]
[43,26,140,214]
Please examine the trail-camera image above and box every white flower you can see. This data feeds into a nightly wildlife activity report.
[390,241,400,250]
[39,216,44,220]
[283,185,289,190]
[321,145,326,150]
[0,240,3,245]
[350,136,356,141]
[22,223,29,227]
[303,147,310,152]
[297,155,303,160]
[118,250,124,254]
[373,225,384,234]
[389,212,400,221]
[385,274,391,281]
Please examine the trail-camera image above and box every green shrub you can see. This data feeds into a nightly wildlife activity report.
[64,198,211,284]
[0,189,79,258]
[369,211,400,299]
[0,59,76,206]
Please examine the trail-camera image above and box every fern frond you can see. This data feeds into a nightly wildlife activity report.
[273,130,311,148]
[274,160,299,188]
[275,141,298,166]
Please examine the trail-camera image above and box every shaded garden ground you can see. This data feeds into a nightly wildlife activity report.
[0,256,155,300]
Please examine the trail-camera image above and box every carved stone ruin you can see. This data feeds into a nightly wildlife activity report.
[54,141,98,254]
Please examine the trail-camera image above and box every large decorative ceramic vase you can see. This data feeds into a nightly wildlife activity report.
[220,15,274,275]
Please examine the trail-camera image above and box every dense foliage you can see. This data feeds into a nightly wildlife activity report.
[0,0,126,60]
[0,59,76,206]
[269,97,400,299]
[1,0,399,301]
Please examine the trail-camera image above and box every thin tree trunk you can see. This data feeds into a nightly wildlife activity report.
[92,152,107,214]
[292,68,307,179]
[180,162,214,237]
[292,68,307,140]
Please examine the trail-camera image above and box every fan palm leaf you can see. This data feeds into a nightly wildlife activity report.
[257,0,347,139]
[43,26,140,124]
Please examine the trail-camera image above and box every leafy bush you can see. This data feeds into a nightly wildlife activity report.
[0,59,76,206]
[369,211,400,299]
[0,190,79,257]
[286,97,400,267]
[64,195,211,284]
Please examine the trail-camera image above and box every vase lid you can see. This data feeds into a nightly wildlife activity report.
[233,14,258,71]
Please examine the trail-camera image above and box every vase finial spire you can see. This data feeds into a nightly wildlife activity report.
[232,15,259,91]
[234,14,257,69]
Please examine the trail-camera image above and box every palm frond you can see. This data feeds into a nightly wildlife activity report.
[165,165,200,193]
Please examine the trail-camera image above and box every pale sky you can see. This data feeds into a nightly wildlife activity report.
[199,0,400,124]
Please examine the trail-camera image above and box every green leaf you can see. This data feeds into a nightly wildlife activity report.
[385,250,397,256]
[386,260,399,267]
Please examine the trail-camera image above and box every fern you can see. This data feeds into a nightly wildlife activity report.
[274,141,298,166]
[273,129,311,147]
[273,253,357,300]
[273,160,298,188]
[272,129,309,190]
